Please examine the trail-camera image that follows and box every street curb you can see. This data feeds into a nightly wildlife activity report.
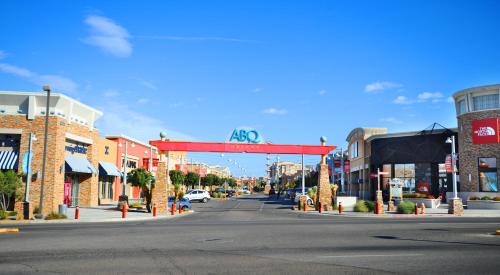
[0,228,19,233]
[0,211,194,225]
[293,210,494,218]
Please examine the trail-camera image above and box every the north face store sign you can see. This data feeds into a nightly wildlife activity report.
[472,118,500,144]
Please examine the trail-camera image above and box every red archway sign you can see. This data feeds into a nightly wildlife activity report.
[149,140,336,155]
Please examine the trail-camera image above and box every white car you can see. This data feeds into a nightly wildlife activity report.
[237,189,251,194]
[184,189,211,203]
[294,192,314,205]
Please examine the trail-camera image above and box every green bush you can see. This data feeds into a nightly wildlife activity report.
[0,210,6,220]
[481,196,492,201]
[33,206,40,214]
[365,201,375,212]
[354,200,369,212]
[468,196,480,201]
[493,197,500,202]
[45,212,67,220]
[397,201,416,214]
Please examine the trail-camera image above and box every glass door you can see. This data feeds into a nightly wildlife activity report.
[70,175,80,207]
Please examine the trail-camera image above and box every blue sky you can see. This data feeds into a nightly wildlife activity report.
[1,1,500,177]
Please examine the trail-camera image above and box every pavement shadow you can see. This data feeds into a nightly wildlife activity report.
[373,235,500,247]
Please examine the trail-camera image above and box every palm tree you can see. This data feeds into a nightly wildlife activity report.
[127,168,155,212]
[169,170,185,204]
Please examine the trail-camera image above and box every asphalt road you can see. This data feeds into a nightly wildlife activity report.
[1,194,500,274]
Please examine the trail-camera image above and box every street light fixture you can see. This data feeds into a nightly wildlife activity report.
[446,136,458,199]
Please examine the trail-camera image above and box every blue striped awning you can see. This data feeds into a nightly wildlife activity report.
[98,161,122,177]
[0,151,18,170]
[65,155,97,174]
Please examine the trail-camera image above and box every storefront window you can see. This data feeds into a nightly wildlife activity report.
[382,164,392,186]
[457,99,467,114]
[473,94,499,111]
[395,163,415,192]
[479,158,498,192]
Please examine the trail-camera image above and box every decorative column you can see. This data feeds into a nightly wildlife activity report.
[152,161,168,215]
[316,136,333,211]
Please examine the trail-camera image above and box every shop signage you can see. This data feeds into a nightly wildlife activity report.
[65,144,87,155]
[472,118,499,144]
[228,128,263,144]
[389,179,403,198]
[416,182,431,195]
[344,160,350,173]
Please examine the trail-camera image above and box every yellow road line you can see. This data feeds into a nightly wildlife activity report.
[0,228,19,233]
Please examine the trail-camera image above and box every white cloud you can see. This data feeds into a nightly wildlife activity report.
[103,89,120,97]
[253,88,262,93]
[447,96,455,103]
[379,117,402,124]
[0,63,77,94]
[262,108,287,115]
[318,89,327,96]
[169,101,184,108]
[0,51,7,59]
[137,79,157,90]
[393,95,414,105]
[95,101,195,142]
[83,15,132,58]
[417,92,443,103]
[137,98,150,104]
[365,81,402,93]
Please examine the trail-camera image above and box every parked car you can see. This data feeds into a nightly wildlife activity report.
[238,188,251,194]
[167,196,192,210]
[291,188,309,201]
[213,188,234,197]
[184,189,211,203]
[293,191,314,205]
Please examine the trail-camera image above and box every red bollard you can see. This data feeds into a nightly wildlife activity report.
[153,204,157,217]
[122,203,127,219]
[171,203,175,216]
[75,206,79,220]
[339,202,343,215]
[318,201,322,213]
[178,205,182,214]
[303,202,308,212]
[420,203,425,215]
[415,204,418,216]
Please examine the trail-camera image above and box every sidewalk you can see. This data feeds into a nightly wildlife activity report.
[0,205,193,225]
[296,204,500,218]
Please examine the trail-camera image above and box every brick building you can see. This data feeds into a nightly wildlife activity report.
[0,91,103,215]
[452,84,500,200]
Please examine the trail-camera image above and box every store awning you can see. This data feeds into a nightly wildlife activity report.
[0,151,18,170]
[98,161,122,177]
[65,155,97,174]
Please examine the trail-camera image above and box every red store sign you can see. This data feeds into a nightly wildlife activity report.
[472,118,500,144]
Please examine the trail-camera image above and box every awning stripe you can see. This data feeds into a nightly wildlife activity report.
[98,161,122,177]
[0,151,19,170]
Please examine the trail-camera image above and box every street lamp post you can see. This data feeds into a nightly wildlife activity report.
[39,85,51,216]
[446,135,464,215]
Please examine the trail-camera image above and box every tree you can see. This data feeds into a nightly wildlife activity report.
[0,170,22,211]
[169,170,185,203]
[202,174,219,191]
[185,172,199,190]
[127,168,155,212]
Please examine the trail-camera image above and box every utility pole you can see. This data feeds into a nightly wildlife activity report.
[340,147,345,193]
[122,141,128,197]
[39,85,51,215]
[25,133,35,202]
[301,154,305,195]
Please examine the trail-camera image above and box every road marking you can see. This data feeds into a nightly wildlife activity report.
[319,254,422,258]
[0,228,19,233]
[234,202,241,209]
[259,203,265,212]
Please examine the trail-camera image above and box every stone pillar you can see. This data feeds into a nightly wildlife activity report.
[316,164,333,211]
[448,198,464,215]
[152,161,168,215]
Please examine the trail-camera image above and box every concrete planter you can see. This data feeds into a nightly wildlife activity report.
[467,200,500,210]
[395,198,441,208]
[334,196,357,211]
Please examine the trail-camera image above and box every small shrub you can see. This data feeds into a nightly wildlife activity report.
[468,196,480,201]
[365,201,375,212]
[0,210,7,220]
[45,212,67,220]
[178,191,185,199]
[493,197,500,202]
[130,202,143,208]
[397,201,416,214]
[481,196,492,201]
[354,200,369,213]
[8,211,17,216]
[33,206,40,214]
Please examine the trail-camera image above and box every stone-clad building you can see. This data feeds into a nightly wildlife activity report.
[0,91,103,215]
[453,84,500,199]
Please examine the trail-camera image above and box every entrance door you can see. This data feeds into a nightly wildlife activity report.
[70,175,80,207]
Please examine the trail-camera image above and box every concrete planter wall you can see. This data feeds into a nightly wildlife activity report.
[467,200,500,210]
[394,198,441,208]
[334,196,357,211]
